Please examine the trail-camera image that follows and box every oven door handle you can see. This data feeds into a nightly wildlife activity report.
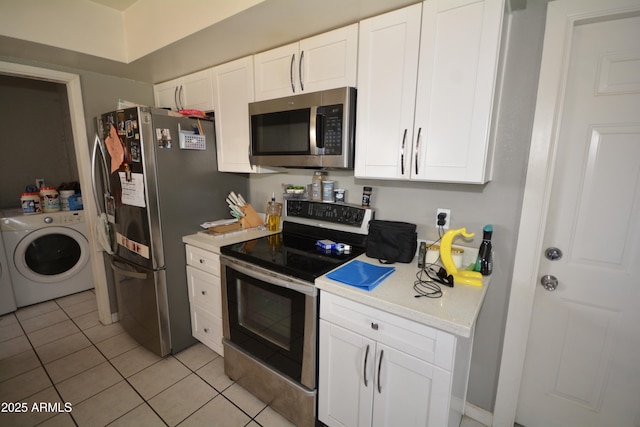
[222,257,316,297]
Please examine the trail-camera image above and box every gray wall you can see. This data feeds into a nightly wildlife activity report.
[247,1,549,411]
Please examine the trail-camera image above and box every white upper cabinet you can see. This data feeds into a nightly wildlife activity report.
[355,0,505,183]
[212,56,278,173]
[154,69,214,112]
[355,4,423,181]
[254,24,358,101]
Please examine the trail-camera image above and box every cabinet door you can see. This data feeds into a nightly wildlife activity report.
[181,69,214,111]
[212,57,279,173]
[319,320,375,427]
[372,343,452,427]
[299,23,358,93]
[254,42,299,101]
[154,78,180,110]
[413,0,504,183]
[354,3,423,180]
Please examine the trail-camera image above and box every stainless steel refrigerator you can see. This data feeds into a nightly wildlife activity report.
[93,106,247,356]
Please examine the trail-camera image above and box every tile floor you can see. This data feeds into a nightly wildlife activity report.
[0,290,296,427]
[0,289,488,427]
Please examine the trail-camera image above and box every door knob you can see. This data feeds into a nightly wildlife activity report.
[544,247,563,261]
[540,275,559,291]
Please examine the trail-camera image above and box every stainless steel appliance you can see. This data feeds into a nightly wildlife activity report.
[220,200,374,427]
[93,106,247,357]
[249,87,356,169]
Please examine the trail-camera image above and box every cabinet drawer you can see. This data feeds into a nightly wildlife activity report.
[320,292,455,370]
[185,245,220,276]
[186,266,222,315]
[191,305,224,356]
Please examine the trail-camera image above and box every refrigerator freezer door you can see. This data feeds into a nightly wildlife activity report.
[110,257,173,356]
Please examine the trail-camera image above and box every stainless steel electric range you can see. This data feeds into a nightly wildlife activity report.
[220,200,374,427]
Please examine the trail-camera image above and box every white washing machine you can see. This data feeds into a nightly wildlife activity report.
[1,209,94,307]
[0,228,17,315]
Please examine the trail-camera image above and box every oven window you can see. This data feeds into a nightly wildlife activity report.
[226,268,306,382]
[25,234,81,275]
[251,108,311,155]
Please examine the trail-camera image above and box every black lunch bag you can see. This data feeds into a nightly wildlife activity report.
[366,220,417,264]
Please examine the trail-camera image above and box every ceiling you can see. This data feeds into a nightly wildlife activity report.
[86,0,139,11]
[0,0,419,84]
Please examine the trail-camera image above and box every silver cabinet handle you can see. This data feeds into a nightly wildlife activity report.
[178,85,185,110]
[299,50,304,91]
[174,86,179,111]
[377,350,384,393]
[290,54,296,93]
[415,127,422,175]
[363,344,370,387]
[400,129,407,175]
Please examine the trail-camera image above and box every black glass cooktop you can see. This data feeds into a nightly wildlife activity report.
[220,221,367,283]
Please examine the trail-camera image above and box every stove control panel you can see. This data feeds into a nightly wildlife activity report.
[285,200,374,228]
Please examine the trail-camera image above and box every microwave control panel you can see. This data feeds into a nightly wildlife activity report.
[317,104,343,155]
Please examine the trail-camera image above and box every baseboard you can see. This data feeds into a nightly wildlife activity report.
[465,401,493,427]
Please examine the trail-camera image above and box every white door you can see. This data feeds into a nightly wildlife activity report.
[516,8,640,427]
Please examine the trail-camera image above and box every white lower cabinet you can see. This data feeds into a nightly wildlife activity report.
[319,292,461,427]
[185,244,224,356]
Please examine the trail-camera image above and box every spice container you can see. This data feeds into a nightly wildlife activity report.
[334,189,345,203]
[322,180,335,202]
[361,186,372,207]
[311,171,327,201]
[39,187,60,212]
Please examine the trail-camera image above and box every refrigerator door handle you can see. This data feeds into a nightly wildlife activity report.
[91,134,109,213]
[110,259,148,280]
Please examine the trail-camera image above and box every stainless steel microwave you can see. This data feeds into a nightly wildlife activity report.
[249,87,356,169]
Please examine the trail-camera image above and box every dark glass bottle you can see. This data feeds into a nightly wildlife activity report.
[476,224,493,275]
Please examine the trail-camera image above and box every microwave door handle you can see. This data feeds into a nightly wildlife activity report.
[316,111,325,154]
[309,106,318,155]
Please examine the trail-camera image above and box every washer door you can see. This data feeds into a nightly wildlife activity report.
[14,226,90,283]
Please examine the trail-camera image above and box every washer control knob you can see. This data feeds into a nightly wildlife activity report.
[44,216,53,224]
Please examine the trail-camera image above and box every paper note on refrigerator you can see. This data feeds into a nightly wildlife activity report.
[119,172,146,207]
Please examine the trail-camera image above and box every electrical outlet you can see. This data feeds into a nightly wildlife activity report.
[436,208,451,230]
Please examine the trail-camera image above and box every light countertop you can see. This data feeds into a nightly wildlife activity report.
[315,254,489,338]
[182,227,277,254]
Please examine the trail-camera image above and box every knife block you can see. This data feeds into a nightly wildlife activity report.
[240,204,264,228]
